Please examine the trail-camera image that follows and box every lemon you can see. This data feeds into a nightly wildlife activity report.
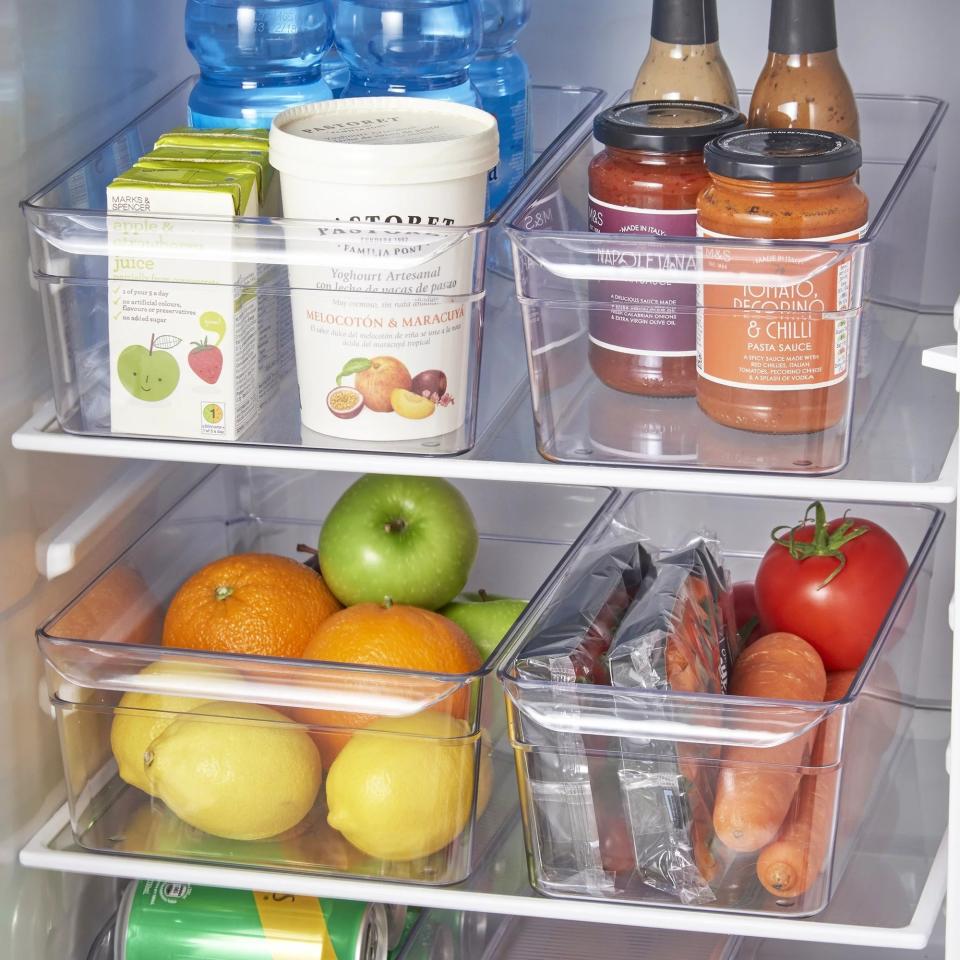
[144,701,322,841]
[110,661,212,794]
[325,713,492,861]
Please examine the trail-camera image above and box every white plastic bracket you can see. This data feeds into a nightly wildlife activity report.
[34,460,175,579]
[922,344,959,391]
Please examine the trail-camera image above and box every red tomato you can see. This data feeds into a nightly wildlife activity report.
[754,502,908,671]
[731,581,771,646]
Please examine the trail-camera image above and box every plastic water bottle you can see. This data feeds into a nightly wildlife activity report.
[335,0,483,106]
[471,0,531,210]
[321,0,350,97]
[186,0,334,129]
[321,46,350,98]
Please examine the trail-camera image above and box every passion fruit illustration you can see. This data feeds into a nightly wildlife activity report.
[390,388,437,420]
[326,386,364,419]
[411,369,448,401]
[355,356,412,413]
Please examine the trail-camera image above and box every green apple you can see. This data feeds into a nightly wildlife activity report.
[318,475,478,609]
[118,344,180,402]
[440,591,527,660]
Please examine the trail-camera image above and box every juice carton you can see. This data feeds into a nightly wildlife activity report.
[155,127,270,151]
[137,144,280,216]
[147,131,291,397]
[107,165,265,440]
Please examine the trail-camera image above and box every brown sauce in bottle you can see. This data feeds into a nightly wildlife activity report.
[749,0,859,140]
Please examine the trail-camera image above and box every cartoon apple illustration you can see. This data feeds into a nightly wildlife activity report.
[189,338,224,385]
[318,474,478,609]
[117,334,181,402]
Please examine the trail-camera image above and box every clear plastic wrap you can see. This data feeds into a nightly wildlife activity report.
[515,542,655,685]
[512,531,742,903]
[513,541,654,892]
[609,536,737,904]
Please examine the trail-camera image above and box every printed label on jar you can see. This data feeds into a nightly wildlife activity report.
[285,184,483,442]
[588,196,698,356]
[292,284,471,442]
[696,225,866,390]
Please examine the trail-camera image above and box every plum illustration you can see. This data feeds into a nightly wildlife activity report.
[117,334,181,402]
[355,356,412,413]
[411,370,448,401]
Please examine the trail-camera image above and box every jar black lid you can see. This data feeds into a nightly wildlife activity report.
[704,129,862,182]
[593,101,745,154]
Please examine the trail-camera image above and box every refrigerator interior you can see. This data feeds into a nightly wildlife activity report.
[1,1,957,959]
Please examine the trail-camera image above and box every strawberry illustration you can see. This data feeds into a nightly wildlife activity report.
[188,338,223,385]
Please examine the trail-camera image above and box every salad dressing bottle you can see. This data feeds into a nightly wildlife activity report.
[631,0,738,109]
[749,0,859,140]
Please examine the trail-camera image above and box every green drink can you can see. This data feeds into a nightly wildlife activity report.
[386,907,420,958]
[116,881,388,960]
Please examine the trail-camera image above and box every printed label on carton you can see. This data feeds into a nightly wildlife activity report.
[107,167,279,440]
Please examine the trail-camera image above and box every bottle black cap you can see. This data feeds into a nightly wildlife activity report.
[652,0,720,45]
[769,0,839,54]
[594,101,744,154]
[704,129,862,182]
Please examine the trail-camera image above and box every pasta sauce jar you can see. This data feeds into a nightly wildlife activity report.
[587,101,743,396]
[697,129,867,433]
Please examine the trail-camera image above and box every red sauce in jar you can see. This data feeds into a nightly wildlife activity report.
[697,128,868,433]
[587,101,743,397]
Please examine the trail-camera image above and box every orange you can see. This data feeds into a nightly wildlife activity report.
[294,602,481,765]
[51,566,161,647]
[162,553,341,658]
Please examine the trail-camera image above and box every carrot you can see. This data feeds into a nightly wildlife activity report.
[756,669,856,897]
[824,670,857,702]
[712,633,827,852]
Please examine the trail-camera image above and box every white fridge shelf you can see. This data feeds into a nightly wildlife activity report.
[22,705,948,951]
[14,305,958,506]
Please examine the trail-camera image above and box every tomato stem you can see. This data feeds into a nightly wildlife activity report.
[770,501,870,589]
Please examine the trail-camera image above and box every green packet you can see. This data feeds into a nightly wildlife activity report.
[136,147,272,206]
[155,127,270,152]
[109,165,259,216]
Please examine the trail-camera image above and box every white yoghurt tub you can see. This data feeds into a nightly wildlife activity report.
[270,97,499,442]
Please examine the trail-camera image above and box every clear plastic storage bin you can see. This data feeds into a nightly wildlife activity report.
[506,94,946,474]
[22,77,603,456]
[39,467,614,885]
[397,910,739,960]
[500,491,943,915]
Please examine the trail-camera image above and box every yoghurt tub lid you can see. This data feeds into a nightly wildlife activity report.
[270,97,500,186]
